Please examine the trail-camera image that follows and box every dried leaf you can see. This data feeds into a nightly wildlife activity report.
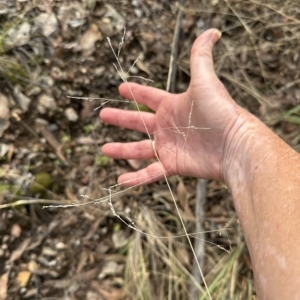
[0,272,8,300]
[80,24,103,56]
[127,159,142,170]
[91,280,124,300]
[177,181,194,220]
[97,287,123,300]
[44,269,98,289]
[177,180,187,208]
[17,271,31,287]
[64,185,78,201]
[76,251,89,274]
[79,154,94,169]
[80,99,93,120]
[139,32,155,44]
[136,58,152,76]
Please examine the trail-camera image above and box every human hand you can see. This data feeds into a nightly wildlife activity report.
[100,29,248,186]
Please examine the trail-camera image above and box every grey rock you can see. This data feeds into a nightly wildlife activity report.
[0,93,10,137]
[38,94,57,113]
[65,107,78,122]
[98,261,118,279]
[4,22,31,50]
[34,13,58,37]
[13,86,31,112]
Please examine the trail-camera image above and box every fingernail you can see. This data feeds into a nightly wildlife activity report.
[214,29,222,38]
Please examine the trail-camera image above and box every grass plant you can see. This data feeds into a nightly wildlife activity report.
[2,1,300,299]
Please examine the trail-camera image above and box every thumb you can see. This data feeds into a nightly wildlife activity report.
[190,29,221,84]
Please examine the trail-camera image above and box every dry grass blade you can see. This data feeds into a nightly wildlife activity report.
[0,198,71,209]
[124,207,205,299]
[200,244,244,300]
[3,1,299,299]
[124,233,154,300]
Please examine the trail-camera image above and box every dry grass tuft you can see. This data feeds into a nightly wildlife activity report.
[123,1,300,298]
[179,0,300,120]
[1,1,299,299]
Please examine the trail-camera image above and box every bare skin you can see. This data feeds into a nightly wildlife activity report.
[100,29,300,299]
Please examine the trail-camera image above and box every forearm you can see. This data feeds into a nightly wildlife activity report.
[223,109,300,299]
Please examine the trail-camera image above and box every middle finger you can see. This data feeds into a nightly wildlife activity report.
[100,108,156,134]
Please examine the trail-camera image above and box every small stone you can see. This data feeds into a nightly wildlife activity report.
[11,224,21,238]
[128,66,139,75]
[13,86,31,112]
[35,118,49,127]
[34,13,58,37]
[28,260,38,273]
[48,123,59,132]
[68,282,80,293]
[112,230,128,249]
[87,291,100,300]
[0,93,10,137]
[55,242,67,250]
[23,288,38,299]
[84,0,96,9]
[38,94,57,113]
[2,235,9,243]
[0,117,10,134]
[39,76,54,87]
[104,4,125,32]
[94,66,105,76]
[65,107,78,122]
[26,86,41,96]
[98,261,118,279]
[4,22,31,49]
[0,2,11,14]
[37,256,56,267]
[0,94,10,120]
[72,239,81,248]
[134,8,143,18]
[41,247,57,257]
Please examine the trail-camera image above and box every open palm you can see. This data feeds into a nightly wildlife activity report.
[100,29,241,186]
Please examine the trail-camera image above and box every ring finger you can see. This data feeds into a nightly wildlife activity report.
[102,139,155,160]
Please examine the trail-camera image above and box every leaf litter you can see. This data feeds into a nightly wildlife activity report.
[0,0,299,299]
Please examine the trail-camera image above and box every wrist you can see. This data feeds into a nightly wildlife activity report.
[221,108,269,189]
[222,106,299,201]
